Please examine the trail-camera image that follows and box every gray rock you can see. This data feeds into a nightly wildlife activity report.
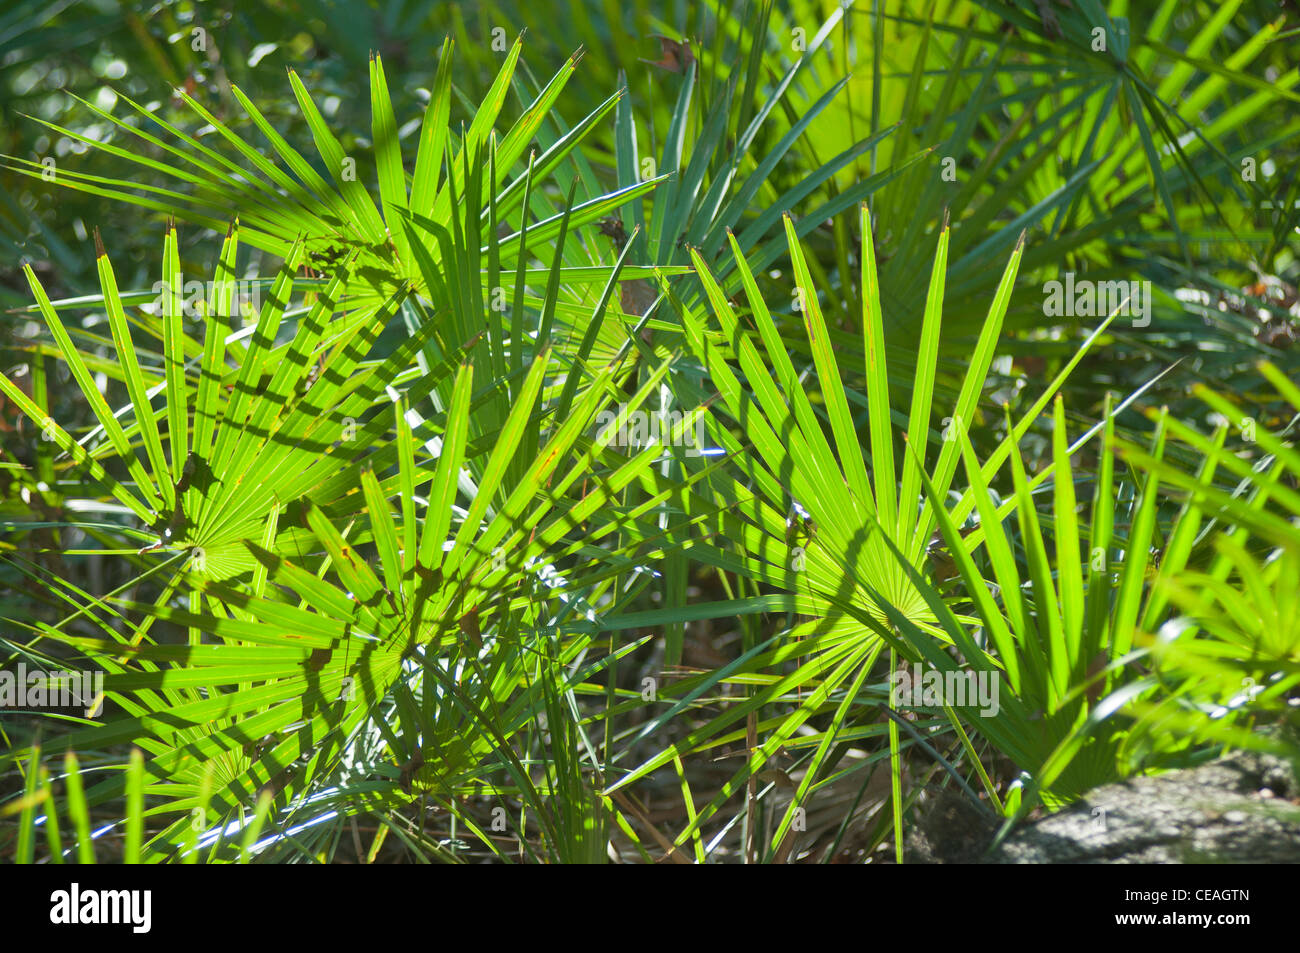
[910,749,1300,863]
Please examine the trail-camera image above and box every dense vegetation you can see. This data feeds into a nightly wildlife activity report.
[1,0,1297,863]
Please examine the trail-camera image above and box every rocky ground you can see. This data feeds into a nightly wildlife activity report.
[909,749,1300,863]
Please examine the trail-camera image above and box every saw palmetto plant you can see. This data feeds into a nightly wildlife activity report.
[1112,363,1300,765]
[2,0,1297,865]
